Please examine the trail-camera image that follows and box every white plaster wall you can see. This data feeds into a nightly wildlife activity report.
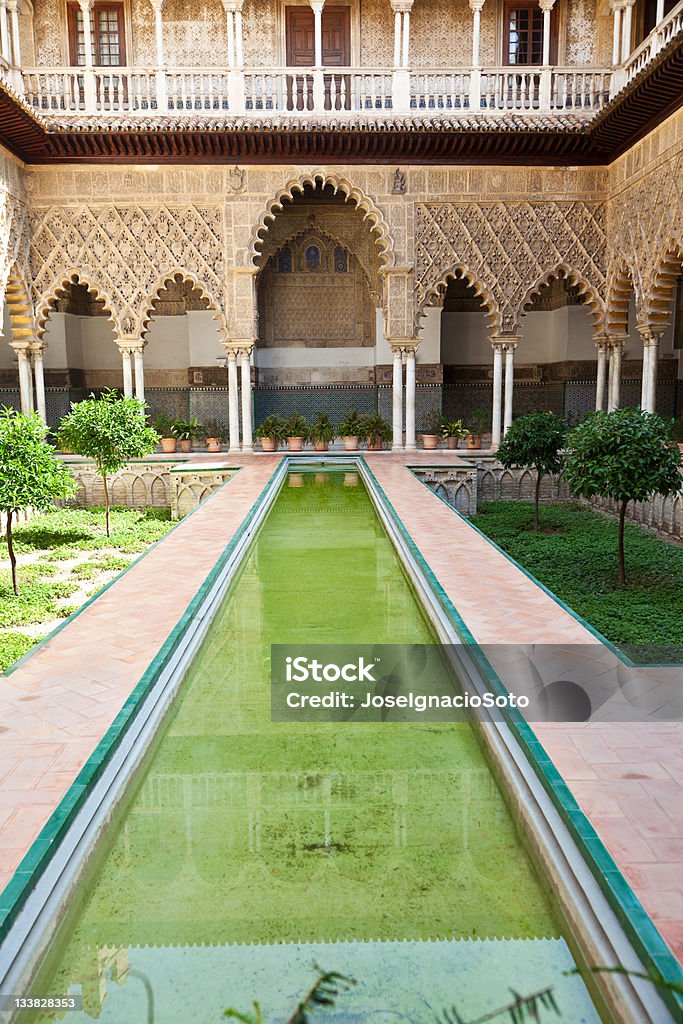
[442,306,596,364]
[254,347,376,368]
[145,314,189,369]
[187,310,225,365]
[417,306,442,363]
[441,312,490,364]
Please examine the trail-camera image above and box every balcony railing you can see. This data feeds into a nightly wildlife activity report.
[19,65,613,118]
[622,0,683,87]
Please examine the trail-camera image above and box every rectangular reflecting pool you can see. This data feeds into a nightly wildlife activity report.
[21,470,603,1023]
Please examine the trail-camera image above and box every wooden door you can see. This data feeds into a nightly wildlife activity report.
[285,5,351,110]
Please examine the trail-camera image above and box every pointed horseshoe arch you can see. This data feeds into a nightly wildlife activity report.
[518,264,606,334]
[37,272,117,341]
[605,259,634,335]
[643,241,683,332]
[3,264,35,346]
[418,266,501,336]
[248,171,396,268]
[141,269,228,337]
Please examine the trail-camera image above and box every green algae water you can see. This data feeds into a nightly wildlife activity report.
[25,470,602,1023]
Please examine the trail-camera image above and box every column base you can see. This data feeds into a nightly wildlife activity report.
[404,444,417,452]
[392,441,404,452]
[241,444,253,454]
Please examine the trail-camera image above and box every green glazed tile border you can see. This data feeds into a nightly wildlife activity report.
[361,458,683,1022]
[0,461,286,944]
[410,467,682,670]
[3,468,244,678]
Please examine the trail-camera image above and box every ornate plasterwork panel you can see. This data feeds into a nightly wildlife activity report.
[30,203,227,338]
[242,0,278,67]
[0,165,32,338]
[415,201,607,333]
[607,147,683,331]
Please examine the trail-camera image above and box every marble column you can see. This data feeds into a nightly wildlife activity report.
[611,2,624,65]
[240,346,253,451]
[391,344,404,451]
[401,3,411,67]
[133,347,145,403]
[7,0,20,66]
[78,0,96,110]
[538,0,556,67]
[595,338,608,411]
[31,345,47,424]
[639,328,661,414]
[120,347,134,398]
[150,0,168,111]
[393,5,401,66]
[503,342,517,435]
[227,349,240,452]
[13,345,33,413]
[0,0,10,65]
[405,346,417,451]
[491,341,504,448]
[607,336,625,411]
[621,0,635,60]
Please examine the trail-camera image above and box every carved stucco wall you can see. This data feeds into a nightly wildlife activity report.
[0,147,32,333]
[607,106,683,332]
[27,0,612,69]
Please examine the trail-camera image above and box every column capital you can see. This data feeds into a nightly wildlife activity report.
[609,0,626,9]
[537,0,556,11]
[29,342,47,355]
[6,0,19,13]
[637,325,665,345]
[390,343,406,356]
[469,0,485,11]
[220,0,243,11]
[606,332,628,350]
[390,0,414,10]
[77,0,93,12]
[9,341,30,355]
[309,0,325,11]
[622,0,636,7]
[149,0,165,12]
[116,339,145,354]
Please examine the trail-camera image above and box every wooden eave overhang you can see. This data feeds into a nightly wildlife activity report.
[0,35,681,166]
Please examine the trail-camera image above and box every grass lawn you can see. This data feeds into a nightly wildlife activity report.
[470,501,683,662]
[0,506,173,673]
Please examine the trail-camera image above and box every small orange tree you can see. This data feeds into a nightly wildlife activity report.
[0,408,76,594]
[563,407,682,585]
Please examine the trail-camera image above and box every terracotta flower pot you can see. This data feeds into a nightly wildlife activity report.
[161,437,177,454]
[342,436,359,451]
[422,434,440,450]
[467,434,482,449]
[678,443,683,455]
[287,436,305,451]
[179,439,192,453]
[205,438,221,453]
[260,437,277,452]
[313,440,329,452]
[447,436,460,450]
[367,438,383,451]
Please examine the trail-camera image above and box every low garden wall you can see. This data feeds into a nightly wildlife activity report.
[415,459,682,543]
[62,460,237,520]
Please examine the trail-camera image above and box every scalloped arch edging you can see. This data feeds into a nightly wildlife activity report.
[36,272,118,341]
[141,269,228,338]
[518,264,606,334]
[419,266,501,335]
[248,171,395,268]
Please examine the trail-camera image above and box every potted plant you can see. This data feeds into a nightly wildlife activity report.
[309,412,334,452]
[254,414,285,452]
[203,418,224,454]
[284,412,308,452]
[153,413,178,454]
[440,415,468,450]
[360,413,392,451]
[172,417,205,454]
[466,408,490,449]
[421,411,442,450]
[338,410,363,451]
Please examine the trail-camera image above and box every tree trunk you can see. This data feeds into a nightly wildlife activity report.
[534,471,543,532]
[6,509,18,596]
[618,498,628,586]
[102,472,110,537]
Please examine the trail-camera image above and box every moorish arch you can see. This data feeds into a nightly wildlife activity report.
[641,241,683,332]
[142,268,228,340]
[605,258,634,335]
[2,263,35,347]
[418,265,501,336]
[248,170,396,269]
[37,271,117,342]
[517,264,606,335]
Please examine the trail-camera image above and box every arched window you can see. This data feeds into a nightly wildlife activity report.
[277,246,292,273]
[334,247,348,273]
[305,245,321,271]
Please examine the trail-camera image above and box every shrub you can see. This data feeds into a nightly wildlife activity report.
[496,411,567,531]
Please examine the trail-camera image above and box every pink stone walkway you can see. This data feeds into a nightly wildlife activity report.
[368,455,683,965]
[0,456,277,895]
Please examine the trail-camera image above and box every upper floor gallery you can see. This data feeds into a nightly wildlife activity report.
[0,0,681,120]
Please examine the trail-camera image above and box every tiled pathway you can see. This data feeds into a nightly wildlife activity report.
[369,455,683,965]
[0,456,277,894]
[0,451,681,965]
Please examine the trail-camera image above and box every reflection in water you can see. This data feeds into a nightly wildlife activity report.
[24,473,601,1023]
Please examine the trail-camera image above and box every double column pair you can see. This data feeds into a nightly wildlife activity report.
[390,343,418,451]
[225,345,253,453]
[490,338,518,448]
[595,329,661,414]
[11,343,47,423]
[118,343,146,402]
